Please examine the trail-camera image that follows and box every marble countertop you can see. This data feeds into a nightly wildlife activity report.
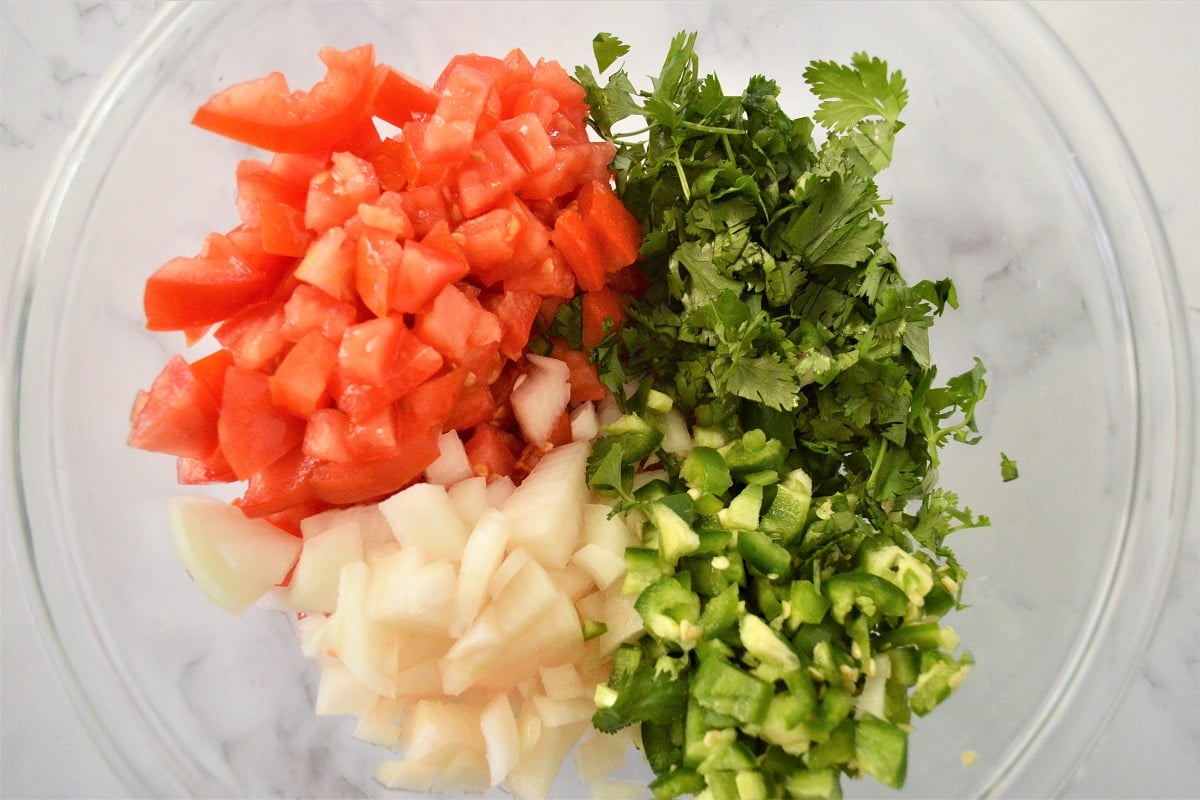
[2,1,1196,798]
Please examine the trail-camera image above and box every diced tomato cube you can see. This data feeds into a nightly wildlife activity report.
[269,151,330,187]
[402,367,467,432]
[279,283,358,343]
[186,349,235,401]
[531,58,587,108]
[330,375,392,421]
[394,183,451,238]
[496,112,555,174]
[345,403,398,460]
[444,381,497,432]
[504,246,576,299]
[520,142,615,202]
[454,130,528,218]
[425,64,495,162]
[483,290,543,360]
[549,340,608,403]
[582,288,628,350]
[259,201,313,257]
[338,316,404,386]
[357,192,415,239]
[503,195,553,274]
[414,284,502,363]
[390,238,470,314]
[294,225,358,303]
[435,53,507,92]
[418,219,470,272]
[331,115,384,159]
[383,326,445,399]
[578,179,642,271]
[374,67,439,127]
[214,301,288,371]
[497,49,535,116]
[369,136,410,193]
[305,151,381,232]
[396,120,454,187]
[551,209,607,292]
[464,425,518,481]
[269,330,338,418]
[303,408,354,463]
[356,228,402,318]
[127,355,221,460]
[454,207,518,284]
[218,366,306,480]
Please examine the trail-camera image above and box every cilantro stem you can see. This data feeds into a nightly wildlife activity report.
[672,152,691,202]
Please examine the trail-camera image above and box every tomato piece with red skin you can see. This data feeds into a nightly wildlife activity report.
[176,448,237,485]
[395,183,451,238]
[520,142,615,202]
[582,288,628,350]
[414,284,498,362]
[369,136,410,193]
[357,192,415,240]
[192,45,383,154]
[418,219,470,272]
[279,283,358,343]
[236,159,308,227]
[303,408,354,463]
[425,64,496,162]
[259,201,313,257]
[269,330,338,418]
[454,130,528,219]
[306,151,381,232]
[356,227,402,318]
[127,355,221,460]
[269,151,330,187]
[332,115,383,158]
[186,349,235,401]
[402,367,467,432]
[497,49,535,116]
[605,263,651,297]
[502,195,553,275]
[444,381,497,432]
[390,238,470,314]
[483,290,543,360]
[464,425,519,481]
[144,231,288,331]
[551,208,607,292]
[238,446,322,518]
[345,403,398,460]
[504,246,576,299]
[383,326,446,399]
[293,225,358,303]
[338,316,405,387]
[454,207,518,284]
[549,340,607,403]
[531,58,587,108]
[311,429,440,505]
[495,112,555,174]
[218,366,306,480]
[374,67,439,127]
[214,301,288,371]
[578,179,643,271]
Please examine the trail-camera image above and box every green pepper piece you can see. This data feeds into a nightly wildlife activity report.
[692,654,774,727]
[724,429,786,474]
[759,468,813,544]
[854,714,908,788]
[823,571,909,623]
[681,446,734,496]
[737,528,793,579]
[636,575,703,649]
[604,413,665,463]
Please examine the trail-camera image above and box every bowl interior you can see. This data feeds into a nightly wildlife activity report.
[6,2,1188,798]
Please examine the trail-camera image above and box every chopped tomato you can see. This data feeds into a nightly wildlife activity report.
[144,231,289,331]
[269,330,338,418]
[186,348,235,401]
[238,447,321,518]
[484,290,542,360]
[394,184,451,237]
[582,287,627,350]
[464,425,518,480]
[549,340,607,403]
[578,179,643,271]
[214,301,288,372]
[403,367,467,431]
[390,238,470,314]
[374,67,439,127]
[338,316,405,386]
[551,208,607,292]
[236,159,308,226]
[303,408,354,463]
[454,207,518,284]
[425,64,496,162]
[496,112,555,174]
[192,45,383,153]
[505,247,575,299]
[311,430,440,505]
[259,201,313,257]
[345,404,398,460]
[414,284,498,362]
[454,130,527,218]
[218,366,306,479]
[305,151,381,232]
[444,381,497,431]
[127,355,221,459]
[176,448,236,485]
[356,228,402,318]
[294,225,358,302]
[279,283,358,343]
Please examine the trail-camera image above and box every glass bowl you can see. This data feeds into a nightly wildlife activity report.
[4,1,1192,797]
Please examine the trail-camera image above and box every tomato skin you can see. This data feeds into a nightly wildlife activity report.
[496,112,555,174]
[214,301,288,372]
[577,179,642,271]
[395,184,451,238]
[551,208,607,292]
[402,367,467,431]
[236,159,308,227]
[303,408,354,463]
[279,283,358,343]
[484,290,542,360]
[176,448,237,485]
[259,202,313,257]
[294,225,358,302]
[390,238,470,314]
[582,288,628,350]
[454,130,527,218]
[454,207,518,285]
[549,340,607,403]
[355,228,402,318]
[426,64,495,162]
[269,330,338,418]
[414,284,496,362]
[504,247,575,299]
[464,425,518,480]
[444,382,497,432]
[374,67,439,126]
[144,231,288,331]
[218,366,306,480]
[305,152,381,232]
[127,355,221,459]
[191,45,382,154]
[311,430,440,505]
[238,446,321,518]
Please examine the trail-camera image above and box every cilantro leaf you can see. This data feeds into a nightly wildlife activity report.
[1000,452,1020,482]
[592,32,630,72]
[803,52,908,131]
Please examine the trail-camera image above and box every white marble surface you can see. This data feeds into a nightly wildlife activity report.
[1,1,1196,798]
